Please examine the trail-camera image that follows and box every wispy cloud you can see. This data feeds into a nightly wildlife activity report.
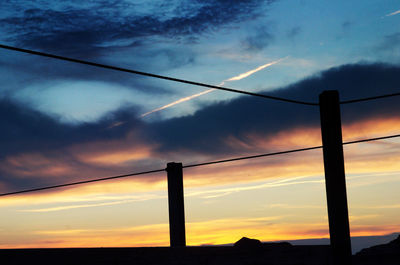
[386,9,400,17]
[0,0,270,57]
[267,203,324,209]
[141,57,287,117]
[19,199,139,212]
[186,175,324,199]
[16,193,166,212]
[355,204,400,209]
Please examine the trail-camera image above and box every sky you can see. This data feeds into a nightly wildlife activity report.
[0,0,400,249]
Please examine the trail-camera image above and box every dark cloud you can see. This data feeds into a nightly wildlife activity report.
[151,63,400,154]
[341,21,352,30]
[375,32,400,59]
[242,26,274,52]
[287,26,301,39]
[2,62,399,158]
[0,45,190,95]
[0,0,273,57]
[0,99,145,158]
[0,98,153,190]
[0,0,270,95]
[1,62,400,191]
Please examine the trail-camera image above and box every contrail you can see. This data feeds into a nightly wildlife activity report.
[141,88,216,117]
[386,9,400,17]
[141,57,287,117]
[225,58,286,81]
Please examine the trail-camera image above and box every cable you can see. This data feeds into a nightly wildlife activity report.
[342,133,400,145]
[1,133,399,197]
[183,146,322,168]
[2,44,400,106]
[0,168,165,197]
[185,133,400,169]
[0,44,318,106]
[340,92,400,104]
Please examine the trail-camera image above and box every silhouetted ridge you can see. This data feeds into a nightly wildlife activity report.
[357,235,400,256]
[354,234,400,265]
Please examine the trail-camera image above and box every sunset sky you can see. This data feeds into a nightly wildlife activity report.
[1,0,400,249]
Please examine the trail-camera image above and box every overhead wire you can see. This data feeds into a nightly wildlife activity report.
[184,133,400,168]
[0,168,165,197]
[0,44,318,106]
[1,44,400,106]
[1,133,399,197]
[0,45,400,197]
[340,92,400,104]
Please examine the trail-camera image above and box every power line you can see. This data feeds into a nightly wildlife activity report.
[183,146,322,168]
[2,44,400,107]
[0,168,165,197]
[185,133,400,168]
[342,133,400,145]
[2,44,399,106]
[340,92,400,104]
[1,133,399,197]
[0,44,317,106]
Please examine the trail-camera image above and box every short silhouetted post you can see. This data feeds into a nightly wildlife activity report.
[166,162,186,247]
[319,90,352,265]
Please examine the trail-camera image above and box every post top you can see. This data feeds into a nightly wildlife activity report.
[167,162,183,168]
[319,90,339,102]
[320,90,338,96]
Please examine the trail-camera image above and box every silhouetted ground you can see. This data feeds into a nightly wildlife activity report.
[1,243,330,265]
[1,236,399,265]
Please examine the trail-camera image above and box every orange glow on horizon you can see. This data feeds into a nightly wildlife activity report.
[1,116,400,249]
[1,216,399,249]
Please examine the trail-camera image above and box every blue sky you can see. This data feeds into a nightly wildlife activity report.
[1,0,400,248]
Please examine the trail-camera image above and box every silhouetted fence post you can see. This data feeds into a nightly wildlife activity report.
[166,162,186,247]
[319,90,352,265]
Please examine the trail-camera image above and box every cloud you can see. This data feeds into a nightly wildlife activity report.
[242,26,274,52]
[186,175,324,199]
[375,32,400,60]
[0,0,274,102]
[0,100,145,157]
[150,63,400,154]
[18,192,166,212]
[0,0,272,57]
[0,100,160,190]
[287,26,301,39]
[1,62,400,193]
[341,21,353,30]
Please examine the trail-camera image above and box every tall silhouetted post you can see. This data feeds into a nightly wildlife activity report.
[319,90,352,265]
[166,162,186,247]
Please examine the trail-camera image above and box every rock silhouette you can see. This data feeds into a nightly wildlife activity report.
[234,237,263,249]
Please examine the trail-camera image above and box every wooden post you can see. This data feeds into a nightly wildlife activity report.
[319,90,352,265]
[166,162,186,247]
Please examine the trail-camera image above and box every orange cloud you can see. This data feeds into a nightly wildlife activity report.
[1,152,73,178]
[71,131,157,166]
[0,223,170,249]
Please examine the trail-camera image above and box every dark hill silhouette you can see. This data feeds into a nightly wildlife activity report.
[354,235,400,265]
[234,237,263,248]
